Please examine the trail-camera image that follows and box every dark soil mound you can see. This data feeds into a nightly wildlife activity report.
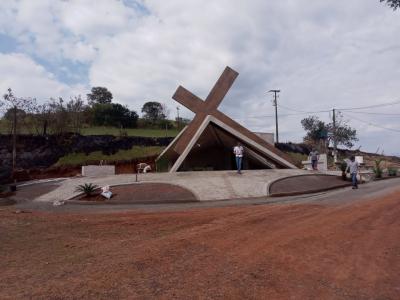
[269,174,351,196]
[72,183,198,204]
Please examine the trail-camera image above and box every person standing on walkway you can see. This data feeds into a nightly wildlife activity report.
[233,142,244,174]
[346,156,359,189]
[309,148,319,170]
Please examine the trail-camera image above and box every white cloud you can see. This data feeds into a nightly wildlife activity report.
[0,0,399,154]
[0,53,85,101]
[59,0,139,38]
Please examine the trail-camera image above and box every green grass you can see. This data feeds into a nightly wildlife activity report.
[286,152,308,168]
[0,122,180,137]
[55,146,165,166]
[80,126,180,137]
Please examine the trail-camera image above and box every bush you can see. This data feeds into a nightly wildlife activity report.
[373,159,384,178]
[340,161,347,172]
[92,103,138,128]
[340,161,348,180]
[388,167,398,176]
[75,183,98,197]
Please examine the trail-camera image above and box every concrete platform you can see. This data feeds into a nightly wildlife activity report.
[29,169,342,203]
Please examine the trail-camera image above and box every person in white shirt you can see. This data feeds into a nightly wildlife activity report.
[233,143,244,174]
[346,156,359,189]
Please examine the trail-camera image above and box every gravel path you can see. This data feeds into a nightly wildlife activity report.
[1,178,400,299]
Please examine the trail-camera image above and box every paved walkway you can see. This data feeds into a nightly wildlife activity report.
[32,169,318,203]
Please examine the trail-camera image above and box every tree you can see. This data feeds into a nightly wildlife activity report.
[1,88,34,173]
[92,103,138,128]
[301,116,328,149]
[141,101,166,123]
[87,87,113,105]
[47,97,69,135]
[66,96,86,134]
[4,108,26,123]
[301,113,358,150]
[31,102,51,135]
[380,0,400,10]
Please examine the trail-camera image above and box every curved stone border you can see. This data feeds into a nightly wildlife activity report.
[268,174,351,197]
[66,181,199,204]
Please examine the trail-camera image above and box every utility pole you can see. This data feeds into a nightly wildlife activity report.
[332,108,337,163]
[12,105,17,174]
[176,106,180,130]
[268,90,280,144]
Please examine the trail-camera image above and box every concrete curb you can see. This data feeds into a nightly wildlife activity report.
[65,181,200,204]
[268,174,352,197]
[269,183,352,197]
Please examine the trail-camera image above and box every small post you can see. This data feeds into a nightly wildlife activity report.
[12,105,17,174]
[176,106,180,130]
[332,108,337,163]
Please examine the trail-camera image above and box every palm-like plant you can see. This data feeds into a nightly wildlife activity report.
[373,159,384,179]
[388,167,398,176]
[75,183,99,197]
[340,161,348,180]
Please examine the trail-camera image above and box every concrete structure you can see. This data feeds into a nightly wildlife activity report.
[81,165,115,177]
[34,169,315,203]
[157,66,297,172]
[302,154,328,171]
[254,132,274,145]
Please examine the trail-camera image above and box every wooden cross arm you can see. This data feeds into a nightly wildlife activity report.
[205,66,238,110]
[172,86,205,113]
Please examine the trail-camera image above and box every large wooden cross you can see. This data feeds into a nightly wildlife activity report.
[168,66,296,168]
[162,67,296,172]
[172,66,239,154]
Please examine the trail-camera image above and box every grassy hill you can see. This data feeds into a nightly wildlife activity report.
[80,126,180,137]
[55,146,165,167]
[0,122,180,138]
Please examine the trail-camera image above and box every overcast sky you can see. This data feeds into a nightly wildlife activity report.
[0,0,399,155]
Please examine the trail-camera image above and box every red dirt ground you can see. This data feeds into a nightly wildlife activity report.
[1,190,400,299]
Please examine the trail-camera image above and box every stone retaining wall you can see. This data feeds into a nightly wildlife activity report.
[0,134,173,183]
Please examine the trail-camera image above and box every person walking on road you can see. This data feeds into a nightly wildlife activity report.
[233,142,244,174]
[309,148,320,170]
[346,156,359,189]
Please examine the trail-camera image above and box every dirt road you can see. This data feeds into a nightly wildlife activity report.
[1,180,400,299]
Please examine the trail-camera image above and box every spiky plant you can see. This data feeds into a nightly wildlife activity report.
[373,159,384,179]
[340,161,348,180]
[388,167,398,177]
[75,183,99,197]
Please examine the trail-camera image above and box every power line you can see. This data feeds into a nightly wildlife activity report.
[233,110,331,121]
[337,100,400,111]
[277,99,400,113]
[341,111,400,116]
[342,112,400,133]
[278,103,331,114]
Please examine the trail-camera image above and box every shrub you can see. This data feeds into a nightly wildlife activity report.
[340,161,347,172]
[75,183,98,197]
[388,167,398,176]
[340,161,348,180]
[373,159,384,178]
